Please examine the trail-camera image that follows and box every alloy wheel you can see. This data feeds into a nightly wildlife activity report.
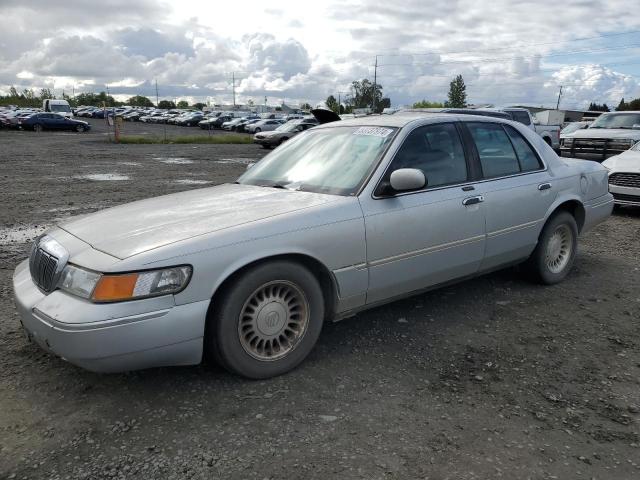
[238,280,310,361]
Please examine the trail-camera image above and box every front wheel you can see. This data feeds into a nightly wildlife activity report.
[75,125,84,132]
[207,261,325,379]
[525,211,578,284]
[34,124,43,133]
[254,127,261,133]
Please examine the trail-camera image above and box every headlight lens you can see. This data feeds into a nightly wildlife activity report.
[59,264,101,298]
[58,265,192,302]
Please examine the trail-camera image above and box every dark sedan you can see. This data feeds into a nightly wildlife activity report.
[19,113,91,132]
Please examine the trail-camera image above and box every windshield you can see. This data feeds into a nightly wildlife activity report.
[238,126,398,196]
[561,122,587,134]
[51,104,71,113]
[590,113,640,129]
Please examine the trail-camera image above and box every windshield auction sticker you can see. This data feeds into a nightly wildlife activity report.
[353,127,393,137]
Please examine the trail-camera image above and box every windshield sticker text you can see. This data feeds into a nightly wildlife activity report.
[353,127,393,138]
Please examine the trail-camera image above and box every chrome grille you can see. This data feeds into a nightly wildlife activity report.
[28,236,69,293]
[609,172,640,188]
[30,247,59,291]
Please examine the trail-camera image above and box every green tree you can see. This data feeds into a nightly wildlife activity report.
[192,102,206,110]
[300,102,312,111]
[413,99,444,108]
[127,95,154,107]
[445,75,467,108]
[588,102,610,112]
[39,88,54,100]
[616,98,628,111]
[627,98,640,110]
[158,100,176,109]
[176,100,189,109]
[326,95,339,113]
[346,78,385,113]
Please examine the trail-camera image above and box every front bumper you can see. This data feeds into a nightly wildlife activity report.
[12,260,209,373]
[609,184,640,206]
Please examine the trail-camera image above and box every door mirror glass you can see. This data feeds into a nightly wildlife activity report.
[389,168,426,192]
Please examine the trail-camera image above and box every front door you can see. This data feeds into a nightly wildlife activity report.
[360,122,487,304]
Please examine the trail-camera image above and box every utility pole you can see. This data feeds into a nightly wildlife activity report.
[556,85,563,110]
[155,79,159,107]
[372,55,378,112]
[232,72,236,109]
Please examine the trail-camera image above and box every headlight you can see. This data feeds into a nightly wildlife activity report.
[59,264,101,298]
[58,265,192,302]
[564,138,574,146]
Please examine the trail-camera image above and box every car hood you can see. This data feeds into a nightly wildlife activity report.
[602,150,640,173]
[58,183,341,259]
[569,128,640,140]
[311,108,341,124]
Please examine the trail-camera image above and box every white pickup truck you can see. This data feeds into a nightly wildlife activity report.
[560,111,640,162]
[490,107,561,150]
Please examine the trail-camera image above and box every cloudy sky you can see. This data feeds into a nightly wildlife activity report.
[1,0,640,109]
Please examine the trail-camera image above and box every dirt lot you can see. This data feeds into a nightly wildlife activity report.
[1,119,639,480]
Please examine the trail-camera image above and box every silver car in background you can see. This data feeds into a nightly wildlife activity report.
[13,113,613,378]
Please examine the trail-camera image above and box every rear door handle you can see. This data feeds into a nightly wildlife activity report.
[538,183,552,191]
[462,195,484,206]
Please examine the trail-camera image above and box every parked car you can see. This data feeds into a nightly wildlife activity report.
[236,118,262,133]
[253,120,316,148]
[13,113,612,378]
[560,111,640,161]
[603,140,640,206]
[246,119,285,133]
[19,113,90,132]
[175,112,205,127]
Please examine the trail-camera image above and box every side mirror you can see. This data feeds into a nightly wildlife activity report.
[389,168,426,192]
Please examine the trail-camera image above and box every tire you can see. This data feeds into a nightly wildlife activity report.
[75,125,83,132]
[34,124,43,133]
[261,144,271,149]
[254,127,261,133]
[207,261,325,379]
[524,211,578,285]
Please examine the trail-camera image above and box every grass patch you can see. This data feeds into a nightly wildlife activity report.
[116,135,253,145]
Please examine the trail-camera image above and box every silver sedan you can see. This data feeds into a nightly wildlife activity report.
[13,113,613,378]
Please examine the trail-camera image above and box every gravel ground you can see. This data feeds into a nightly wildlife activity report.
[1,119,639,480]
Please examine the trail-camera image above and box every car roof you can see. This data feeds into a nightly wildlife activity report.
[313,112,514,130]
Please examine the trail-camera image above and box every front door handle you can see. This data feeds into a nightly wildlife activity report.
[538,183,552,191]
[462,195,484,206]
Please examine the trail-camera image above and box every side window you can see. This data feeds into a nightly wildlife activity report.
[467,123,520,178]
[510,110,531,126]
[389,123,468,188]
[504,125,543,171]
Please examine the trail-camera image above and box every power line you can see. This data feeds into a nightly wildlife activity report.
[370,29,640,58]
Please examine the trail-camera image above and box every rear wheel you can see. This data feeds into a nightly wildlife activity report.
[34,124,43,133]
[254,127,261,133]
[525,211,578,284]
[207,261,324,379]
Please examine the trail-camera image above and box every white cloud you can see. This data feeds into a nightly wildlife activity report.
[0,0,639,107]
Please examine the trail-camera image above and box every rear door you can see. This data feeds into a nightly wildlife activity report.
[462,121,556,270]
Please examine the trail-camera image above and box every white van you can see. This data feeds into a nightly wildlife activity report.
[43,99,73,118]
